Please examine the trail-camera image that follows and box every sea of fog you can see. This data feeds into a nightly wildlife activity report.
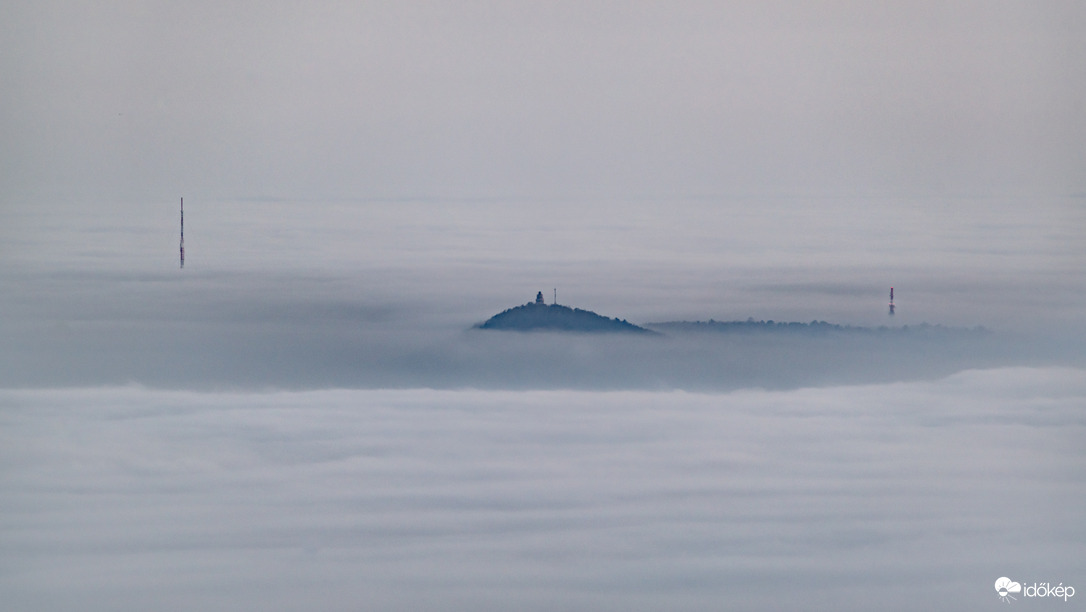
[0,195,1083,610]
[2,369,1084,612]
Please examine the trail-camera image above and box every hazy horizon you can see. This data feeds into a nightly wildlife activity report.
[2,2,1083,610]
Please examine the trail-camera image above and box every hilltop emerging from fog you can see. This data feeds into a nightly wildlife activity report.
[476,292,653,333]
[476,293,992,338]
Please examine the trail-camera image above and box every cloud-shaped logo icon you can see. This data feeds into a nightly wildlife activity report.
[995,577,1022,602]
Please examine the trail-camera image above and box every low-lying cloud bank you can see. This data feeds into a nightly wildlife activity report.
[2,270,1080,391]
[1,367,1083,611]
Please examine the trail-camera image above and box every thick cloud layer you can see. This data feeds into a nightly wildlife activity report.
[2,5,1083,608]
[2,368,1083,611]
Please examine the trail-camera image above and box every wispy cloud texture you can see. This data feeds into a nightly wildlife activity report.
[2,5,1083,608]
[2,368,1083,611]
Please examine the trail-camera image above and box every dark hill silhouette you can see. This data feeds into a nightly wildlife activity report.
[477,297,653,334]
[646,319,989,336]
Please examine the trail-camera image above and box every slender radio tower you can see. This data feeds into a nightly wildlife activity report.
[180,197,185,269]
[888,287,894,316]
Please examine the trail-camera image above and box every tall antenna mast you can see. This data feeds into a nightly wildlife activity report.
[888,287,894,316]
[553,288,556,305]
[180,197,185,269]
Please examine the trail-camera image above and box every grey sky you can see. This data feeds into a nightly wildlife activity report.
[2,1,1084,389]
[3,1,1085,201]
[2,4,1085,609]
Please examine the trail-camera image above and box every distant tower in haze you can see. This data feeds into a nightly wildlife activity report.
[535,291,545,305]
[888,287,895,316]
[180,197,184,269]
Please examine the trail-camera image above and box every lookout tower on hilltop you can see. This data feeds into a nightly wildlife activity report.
[535,291,545,305]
